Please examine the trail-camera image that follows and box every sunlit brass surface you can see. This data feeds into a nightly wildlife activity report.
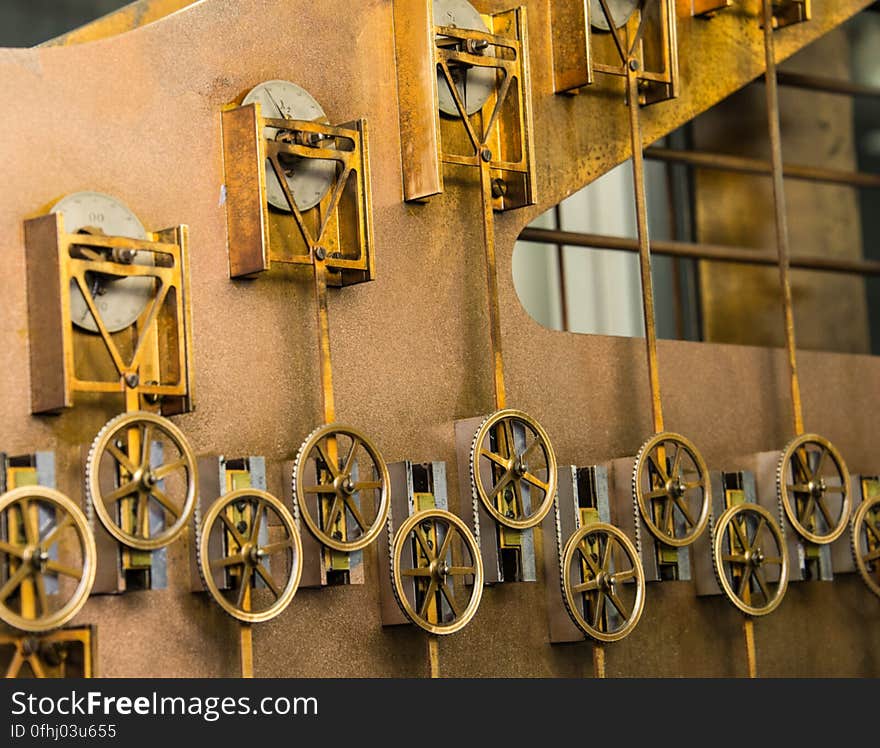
[42,0,197,46]
[712,503,788,617]
[1,627,94,678]
[86,411,198,551]
[197,488,303,624]
[292,425,390,553]
[560,522,645,642]
[23,212,193,416]
[222,101,374,286]
[470,409,557,530]
[632,432,710,547]
[390,509,483,635]
[851,495,880,599]
[777,434,851,545]
[0,487,96,633]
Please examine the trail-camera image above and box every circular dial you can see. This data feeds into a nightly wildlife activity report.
[434,0,496,117]
[561,522,645,642]
[52,191,154,334]
[632,432,711,547]
[851,495,880,599]
[197,489,303,623]
[86,411,198,551]
[0,487,97,633]
[292,424,391,553]
[243,80,336,212]
[777,434,851,545]
[391,509,483,635]
[590,0,641,31]
[470,409,557,530]
[712,503,788,616]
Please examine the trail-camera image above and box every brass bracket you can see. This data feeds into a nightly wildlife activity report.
[221,103,374,287]
[23,214,193,415]
[552,0,679,105]
[0,626,96,678]
[689,0,733,18]
[770,0,811,29]
[395,1,536,210]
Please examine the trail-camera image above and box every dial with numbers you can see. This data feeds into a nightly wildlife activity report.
[434,0,496,117]
[243,79,336,212]
[51,192,155,334]
[589,0,640,31]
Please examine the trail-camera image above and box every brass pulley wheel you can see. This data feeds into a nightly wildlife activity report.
[560,522,645,643]
[777,434,851,545]
[390,509,483,635]
[86,410,198,550]
[0,487,97,633]
[197,489,303,623]
[292,424,391,553]
[470,409,557,530]
[712,503,788,616]
[851,495,880,599]
[632,432,711,547]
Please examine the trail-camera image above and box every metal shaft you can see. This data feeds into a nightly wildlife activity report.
[313,261,337,424]
[480,158,507,411]
[762,0,803,437]
[240,623,254,678]
[627,64,665,434]
[593,643,606,678]
[428,636,441,678]
[743,618,757,678]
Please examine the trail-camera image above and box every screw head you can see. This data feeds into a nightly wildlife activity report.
[124,373,139,389]
[628,59,640,72]
[491,178,508,198]
[314,246,327,261]
[480,148,493,163]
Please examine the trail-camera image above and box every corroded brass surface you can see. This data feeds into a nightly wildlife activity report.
[0,0,878,677]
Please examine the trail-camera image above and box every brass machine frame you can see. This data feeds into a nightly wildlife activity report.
[23,214,193,416]
[221,102,374,286]
[0,626,96,679]
[551,0,679,102]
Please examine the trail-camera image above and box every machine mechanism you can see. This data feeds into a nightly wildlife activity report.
[222,80,387,587]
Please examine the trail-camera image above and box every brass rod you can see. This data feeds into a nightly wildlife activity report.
[124,387,140,415]
[480,158,507,410]
[627,63,664,434]
[762,0,803,437]
[428,636,440,679]
[518,227,880,276]
[644,146,880,189]
[775,70,880,99]
[313,261,336,424]
[554,204,571,332]
[743,618,757,678]
[593,644,606,679]
[240,623,254,678]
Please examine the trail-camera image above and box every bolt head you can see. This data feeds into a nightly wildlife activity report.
[314,246,327,261]
[480,148,493,163]
[124,373,139,389]
[628,59,640,72]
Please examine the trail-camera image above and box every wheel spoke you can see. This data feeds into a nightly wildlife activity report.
[607,590,630,620]
[45,560,83,580]
[647,452,669,482]
[645,488,669,500]
[521,436,544,463]
[262,540,294,556]
[573,578,600,594]
[447,566,476,576]
[401,567,431,577]
[323,496,343,533]
[211,553,245,570]
[314,441,339,479]
[799,495,816,526]
[487,472,512,504]
[136,492,150,538]
[354,480,383,492]
[823,484,846,494]
[435,525,454,563]
[418,578,437,619]
[612,568,637,584]
[107,443,138,475]
[236,566,254,608]
[412,528,436,562]
[149,486,180,520]
[730,518,750,552]
[510,477,525,519]
[35,575,48,616]
[753,568,771,602]
[341,438,360,479]
[153,457,187,480]
[343,496,369,532]
[440,581,462,618]
[0,540,25,559]
[812,447,828,481]
[722,553,748,564]
[302,484,337,494]
[219,513,248,550]
[103,479,139,504]
[752,518,767,548]
[5,648,24,679]
[762,556,784,566]
[501,420,516,461]
[249,501,264,544]
[39,514,74,551]
[22,500,39,546]
[0,565,29,601]
[683,480,705,491]
[592,591,606,630]
[480,449,509,469]
[661,496,674,537]
[788,483,811,494]
[576,541,602,577]
[255,564,282,599]
[672,495,697,528]
[670,444,683,478]
[815,496,836,530]
[864,547,880,562]
[737,566,753,600]
[601,534,615,572]
[138,424,154,470]
[521,471,549,493]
